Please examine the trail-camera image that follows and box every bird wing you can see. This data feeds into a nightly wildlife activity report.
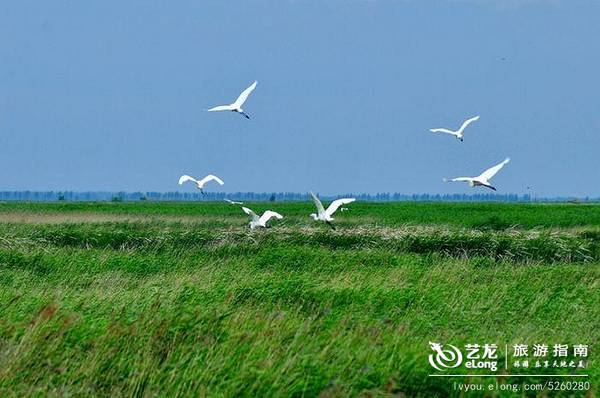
[242,207,259,222]
[479,158,510,181]
[224,199,234,204]
[207,105,232,112]
[430,128,457,136]
[326,198,356,217]
[309,192,326,215]
[198,174,225,186]
[233,81,257,108]
[457,115,480,133]
[444,177,472,182]
[259,211,283,224]
[178,175,197,185]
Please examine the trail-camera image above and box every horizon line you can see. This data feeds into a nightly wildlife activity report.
[0,191,598,203]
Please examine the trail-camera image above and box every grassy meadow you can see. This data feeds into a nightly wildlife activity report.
[0,202,598,397]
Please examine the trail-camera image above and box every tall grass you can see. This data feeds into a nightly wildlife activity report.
[0,221,596,263]
[0,203,598,397]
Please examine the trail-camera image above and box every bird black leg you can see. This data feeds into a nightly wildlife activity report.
[326,221,336,230]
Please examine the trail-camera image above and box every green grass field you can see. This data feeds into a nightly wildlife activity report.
[0,202,598,397]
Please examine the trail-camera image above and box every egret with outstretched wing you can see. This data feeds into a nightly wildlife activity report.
[178,174,224,194]
[430,115,480,142]
[444,158,510,191]
[207,81,257,119]
[309,192,356,229]
[242,207,283,229]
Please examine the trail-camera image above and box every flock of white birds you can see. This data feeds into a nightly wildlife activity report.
[178,81,510,229]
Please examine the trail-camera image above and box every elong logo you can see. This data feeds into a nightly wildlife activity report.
[428,341,463,371]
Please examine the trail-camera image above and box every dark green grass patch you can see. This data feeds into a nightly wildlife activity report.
[1,221,597,263]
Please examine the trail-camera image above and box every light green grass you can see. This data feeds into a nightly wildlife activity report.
[1,201,600,229]
[0,202,598,397]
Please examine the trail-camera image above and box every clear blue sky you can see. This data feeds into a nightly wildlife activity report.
[1,1,598,197]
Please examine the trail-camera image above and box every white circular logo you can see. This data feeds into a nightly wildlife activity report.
[428,341,463,371]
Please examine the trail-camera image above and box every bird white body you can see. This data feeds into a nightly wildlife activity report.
[444,158,510,191]
[430,115,480,142]
[309,192,355,228]
[242,207,283,229]
[224,198,243,205]
[207,81,257,119]
[178,174,224,193]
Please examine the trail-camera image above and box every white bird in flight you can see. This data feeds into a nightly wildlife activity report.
[207,81,257,119]
[444,158,510,191]
[309,192,356,229]
[242,207,283,229]
[178,174,224,194]
[430,115,480,142]
[224,198,244,205]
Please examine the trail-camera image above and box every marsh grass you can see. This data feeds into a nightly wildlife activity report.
[0,202,598,397]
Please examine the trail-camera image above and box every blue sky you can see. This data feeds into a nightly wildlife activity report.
[0,0,598,196]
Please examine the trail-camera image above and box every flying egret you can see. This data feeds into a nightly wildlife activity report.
[207,81,257,119]
[178,174,224,194]
[309,192,355,230]
[430,115,480,142]
[242,207,283,229]
[444,158,510,191]
[224,198,244,205]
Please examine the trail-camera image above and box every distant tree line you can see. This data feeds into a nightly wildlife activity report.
[0,191,597,203]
